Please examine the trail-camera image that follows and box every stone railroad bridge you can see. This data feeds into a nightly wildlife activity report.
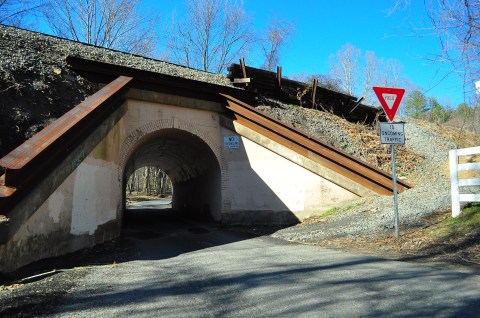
[0,55,410,273]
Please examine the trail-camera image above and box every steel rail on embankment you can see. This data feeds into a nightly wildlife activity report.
[0,76,133,215]
[222,94,411,195]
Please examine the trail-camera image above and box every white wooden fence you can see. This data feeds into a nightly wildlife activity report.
[449,146,480,217]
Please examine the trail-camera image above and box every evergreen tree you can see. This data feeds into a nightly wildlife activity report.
[429,97,451,123]
[404,90,428,119]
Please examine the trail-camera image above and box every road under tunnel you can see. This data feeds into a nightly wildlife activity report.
[122,128,222,225]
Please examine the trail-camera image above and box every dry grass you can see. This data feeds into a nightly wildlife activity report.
[312,112,480,184]
[310,206,480,271]
[413,119,480,149]
[285,110,480,272]
[309,110,425,176]
[125,193,171,205]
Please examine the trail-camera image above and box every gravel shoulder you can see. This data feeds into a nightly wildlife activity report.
[255,102,480,275]
[0,238,133,318]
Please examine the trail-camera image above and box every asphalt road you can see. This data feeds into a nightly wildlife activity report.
[48,203,480,317]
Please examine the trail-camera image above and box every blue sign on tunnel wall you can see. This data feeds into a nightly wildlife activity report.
[224,136,240,149]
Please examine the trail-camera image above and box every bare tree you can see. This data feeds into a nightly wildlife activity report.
[289,72,345,94]
[127,166,172,197]
[0,0,43,26]
[329,43,361,96]
[391,1,479,95]
[167,0,255,73]
[374,58,404,88]
[425,0,479,93]
[391,1,479,131]
[42,0,157,55]
[385,59,403,87]
[361,51,379,103]
[260,17,294,71]
[426,0,480,133]
[329,44,406,104]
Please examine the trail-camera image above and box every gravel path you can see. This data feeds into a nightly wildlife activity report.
[0,25,232,88]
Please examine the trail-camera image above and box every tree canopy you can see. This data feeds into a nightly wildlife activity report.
[404,90,428,119]
[42,0,158,56]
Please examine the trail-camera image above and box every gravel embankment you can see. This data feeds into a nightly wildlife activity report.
[257,99,363,160]
[256,102,469,243]
[0,24,234,157]
[0,25,232,87]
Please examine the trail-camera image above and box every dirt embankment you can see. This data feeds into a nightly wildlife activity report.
[0,26,97,158]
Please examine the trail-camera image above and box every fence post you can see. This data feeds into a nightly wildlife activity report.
[449,149,460,217]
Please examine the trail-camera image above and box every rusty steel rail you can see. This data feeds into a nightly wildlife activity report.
[222,94,411,195]
[0,76,133,213]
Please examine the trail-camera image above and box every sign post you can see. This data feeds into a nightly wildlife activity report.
[391,144,399,238]
[380,122,405,239]
[373,86,406,239]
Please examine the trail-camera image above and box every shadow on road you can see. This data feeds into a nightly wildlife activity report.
[1,203,285,285]
[120,205,285,261]
[2,204,480,318]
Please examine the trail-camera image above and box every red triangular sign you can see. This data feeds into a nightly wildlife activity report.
[372,86,405,122]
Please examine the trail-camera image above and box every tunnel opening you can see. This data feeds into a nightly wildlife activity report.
[122,128,222,233]
[125,166,173,206]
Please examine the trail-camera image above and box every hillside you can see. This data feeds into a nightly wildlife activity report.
[255,99,480,273]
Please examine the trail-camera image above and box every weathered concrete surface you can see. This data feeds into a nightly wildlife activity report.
[122,98,361,224]
[0,96,377,273]
[221,124,360,224]
[231,120,372,197]
[120,99,224,221]
[124,88,224,112]
[0,105,126,272]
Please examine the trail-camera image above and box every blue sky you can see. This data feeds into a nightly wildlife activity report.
[139,0,464,106]
[29,0,465,106]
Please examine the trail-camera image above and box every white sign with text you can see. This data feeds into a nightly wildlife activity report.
[380,122,405,145]
[224,136,240,149]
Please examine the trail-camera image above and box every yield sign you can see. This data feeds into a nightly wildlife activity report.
[372,86,405,122]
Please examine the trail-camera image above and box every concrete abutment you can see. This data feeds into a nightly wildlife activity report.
[1,97,370,273]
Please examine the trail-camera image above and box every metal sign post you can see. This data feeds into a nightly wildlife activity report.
[391,144,399,238]
[375,87,406,239]
[379,122,405,239]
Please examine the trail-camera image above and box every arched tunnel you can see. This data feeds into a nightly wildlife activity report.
[123,128,222,223]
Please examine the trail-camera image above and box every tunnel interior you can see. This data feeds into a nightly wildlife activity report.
[123,128,222,221]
